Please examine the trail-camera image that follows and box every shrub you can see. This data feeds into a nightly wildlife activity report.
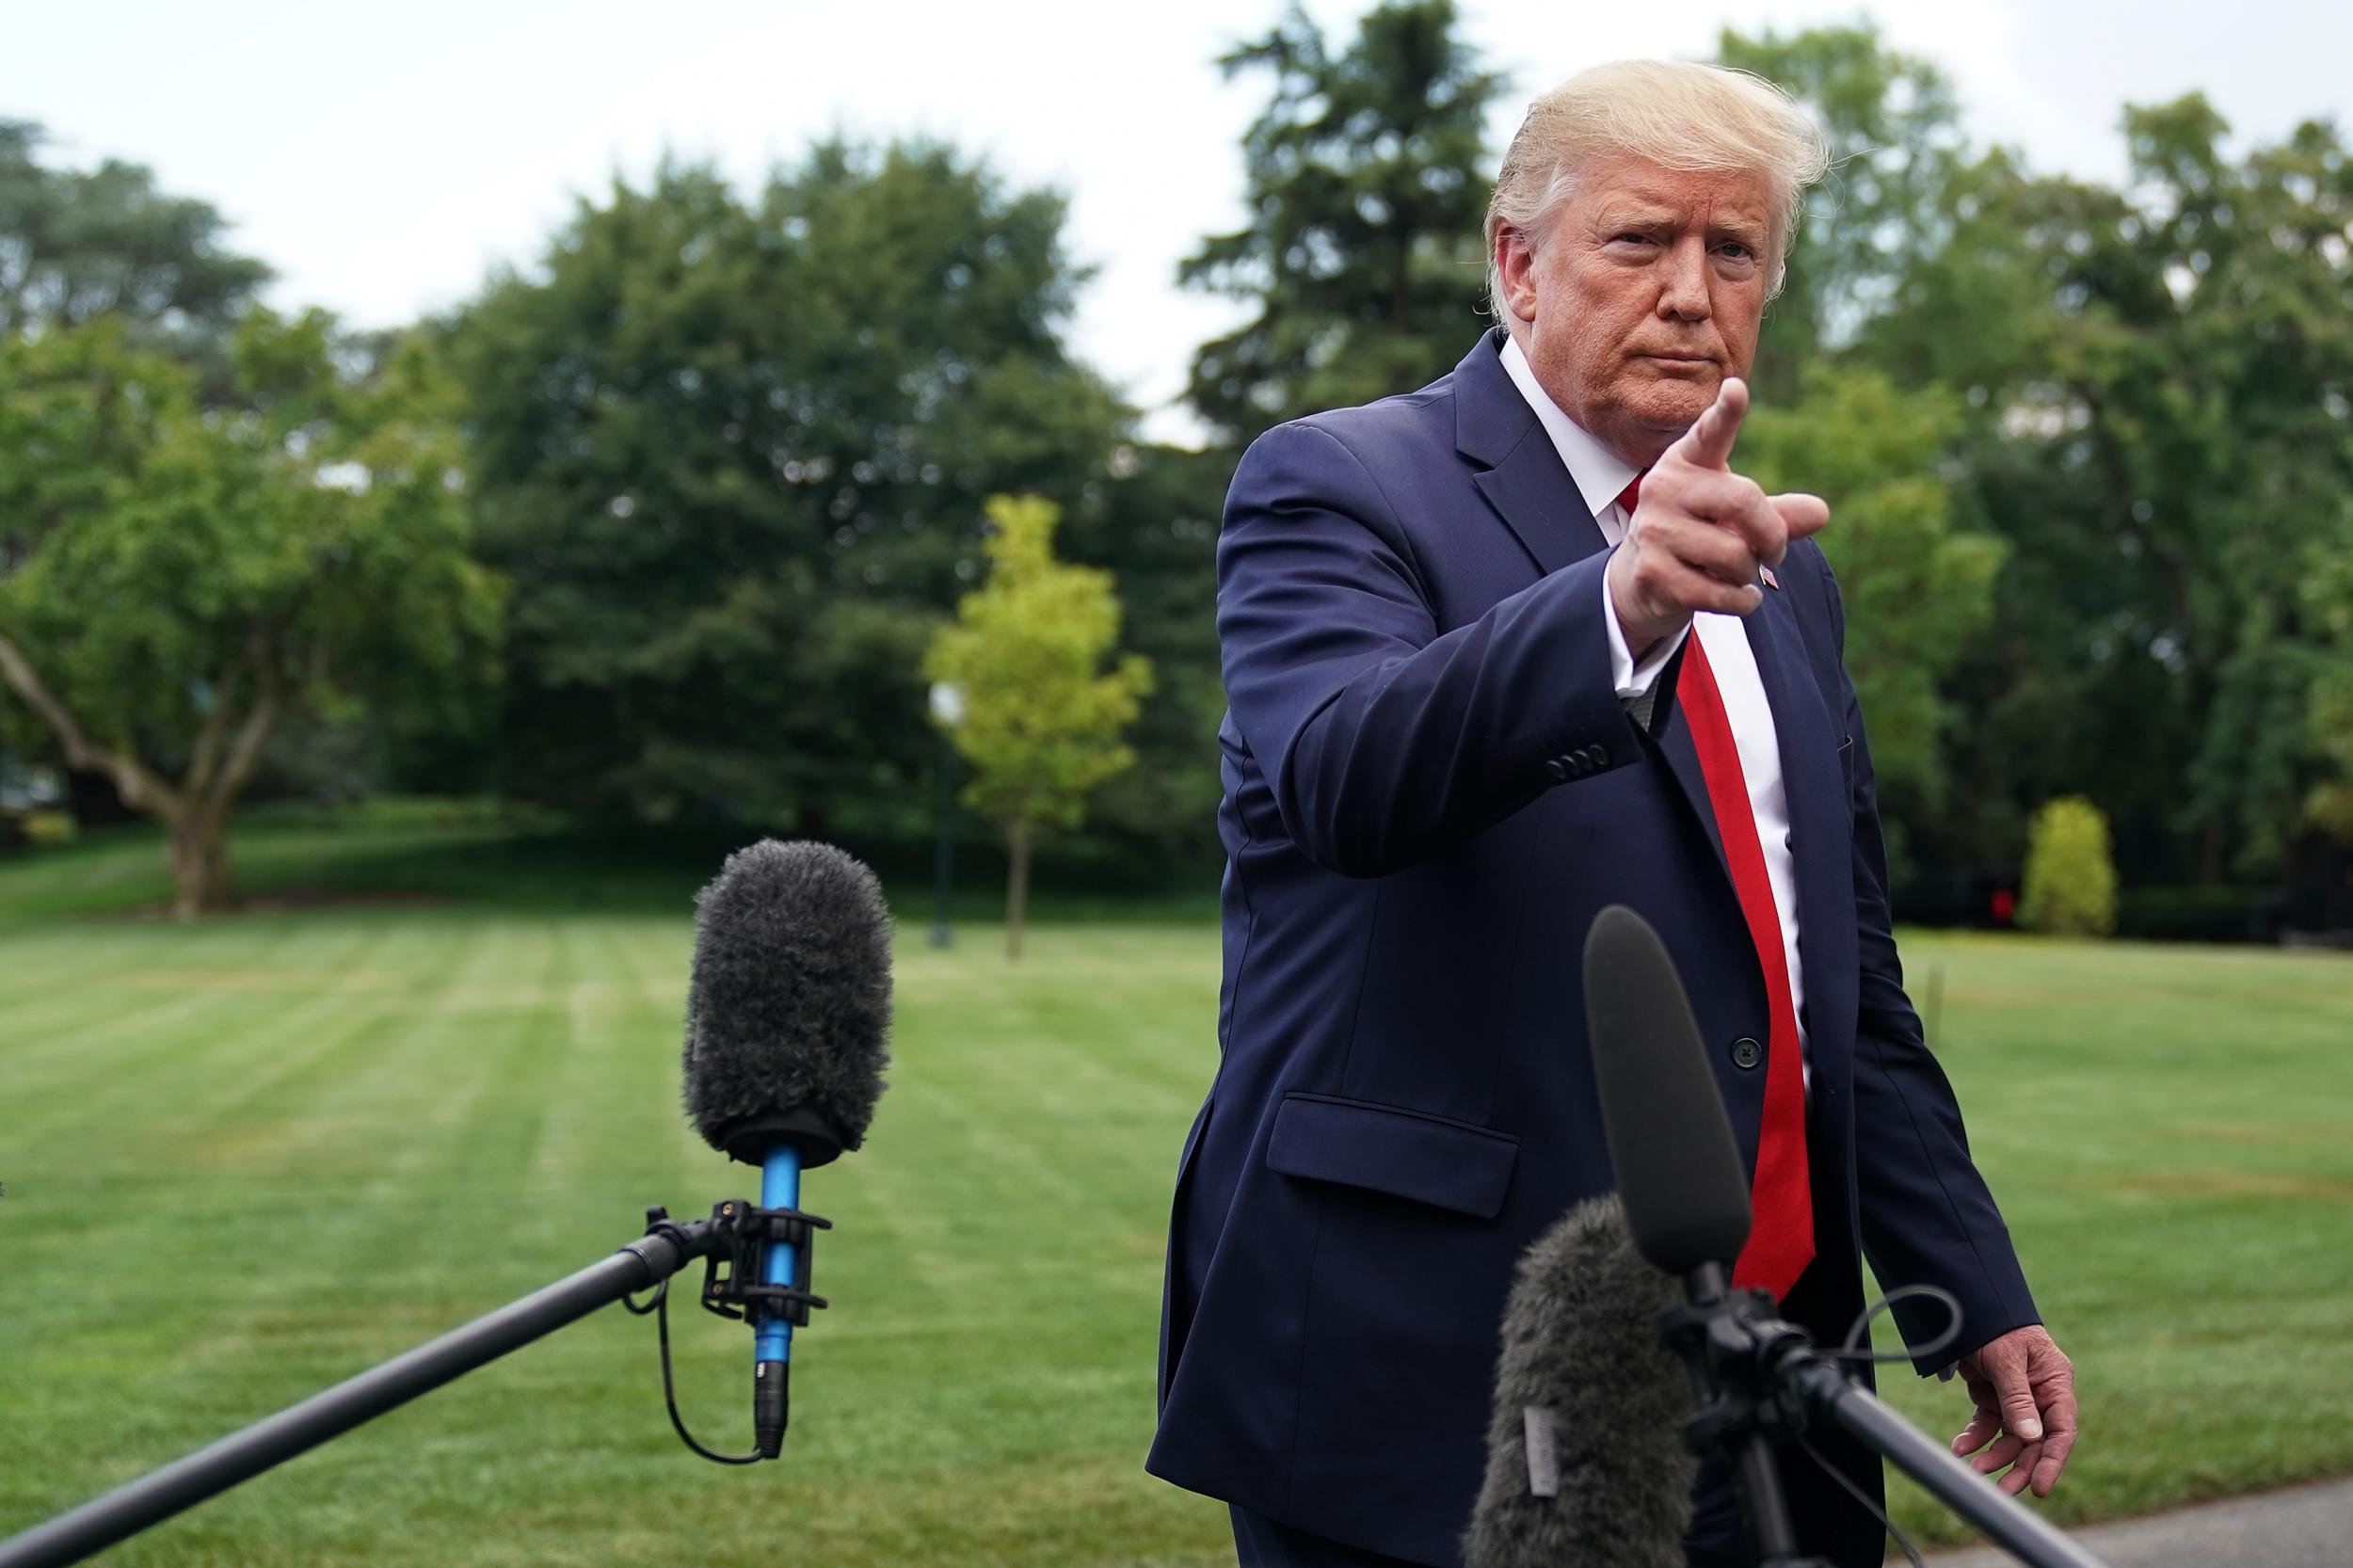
[2019,796,2118,936]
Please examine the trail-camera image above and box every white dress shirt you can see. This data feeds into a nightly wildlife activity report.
[1499,336,1809,1059]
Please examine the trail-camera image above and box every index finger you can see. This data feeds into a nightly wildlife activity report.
[1670,376,1749,471]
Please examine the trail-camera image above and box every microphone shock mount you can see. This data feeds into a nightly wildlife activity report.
[1659,1288,1818,1458]
[685,1198,832,1332]
[628,1199,832,1465]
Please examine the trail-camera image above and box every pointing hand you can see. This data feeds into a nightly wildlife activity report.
[1604,377,1830,656]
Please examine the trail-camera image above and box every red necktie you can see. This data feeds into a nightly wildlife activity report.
[1616,475,1814,1300]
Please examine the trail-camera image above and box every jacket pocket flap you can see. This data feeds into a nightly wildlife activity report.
[1265,1094,1519,1219]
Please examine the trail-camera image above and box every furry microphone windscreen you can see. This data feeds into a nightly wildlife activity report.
[681,839,892,1162]
[1463,1193,1697,1568]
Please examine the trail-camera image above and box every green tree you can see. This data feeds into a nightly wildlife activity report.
[2019,795,2119,936]
[1713,24,1973,402]
[924,496,1151,958]
[1920,101,2353,883]
[445,145,1142,838]
[0,312,502,915]
[0,120,272,356]
[1739,365,2004,876]
[1183,0,1504,446]
[1,120,280,821]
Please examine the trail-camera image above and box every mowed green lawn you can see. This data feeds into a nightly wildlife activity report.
[1,817,2349,1564]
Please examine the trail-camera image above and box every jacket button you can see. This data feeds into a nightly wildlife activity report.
[1730,1036,1764,1070]
[1545,758,1570,782]
[1583,744,1609,768]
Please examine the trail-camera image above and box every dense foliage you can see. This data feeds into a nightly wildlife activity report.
[1719,27,2353,894]
[0,120,270,352]
[6,8,2351,919]
[441,145,1218,853]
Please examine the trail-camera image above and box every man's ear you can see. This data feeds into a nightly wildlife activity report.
[1493,229,1541,323]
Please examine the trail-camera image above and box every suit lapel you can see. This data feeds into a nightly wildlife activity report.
[1453,330,1610,575]
[1470,439,1607,576]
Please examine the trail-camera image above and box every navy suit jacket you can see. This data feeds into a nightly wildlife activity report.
[1147,330,2039,1567]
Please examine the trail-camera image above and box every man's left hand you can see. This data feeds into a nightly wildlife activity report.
[1950,1324,2078,1498]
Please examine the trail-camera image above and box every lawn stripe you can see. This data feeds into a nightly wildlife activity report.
[0,917,329,1082]
[1,921,397,1144]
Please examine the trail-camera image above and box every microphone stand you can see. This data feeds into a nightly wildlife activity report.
[0,1206,764,1568]
[1660,1268,2110,1568]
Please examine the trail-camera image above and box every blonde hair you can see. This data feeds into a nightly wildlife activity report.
[1484,60,1831,315]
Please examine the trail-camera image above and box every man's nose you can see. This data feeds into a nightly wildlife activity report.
[1656,235,1712,322]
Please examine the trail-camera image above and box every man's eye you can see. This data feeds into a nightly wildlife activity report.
[1611,232,1656,246]
[1718,242,1754,260]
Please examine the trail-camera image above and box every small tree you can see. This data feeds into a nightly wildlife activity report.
[2018,796,2119,937]
[0,312,503,917]
[924,496,1152,958]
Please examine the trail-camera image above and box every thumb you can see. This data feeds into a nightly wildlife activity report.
[1769,492,1830,551]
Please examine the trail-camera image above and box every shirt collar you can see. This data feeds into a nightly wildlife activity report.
[1497,333,1640,521]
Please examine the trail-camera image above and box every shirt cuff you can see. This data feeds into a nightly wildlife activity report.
[1604,571,1689,729]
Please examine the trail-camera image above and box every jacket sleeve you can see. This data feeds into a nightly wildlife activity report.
[1217,419,1644,878]
[1808,542,2041,1369]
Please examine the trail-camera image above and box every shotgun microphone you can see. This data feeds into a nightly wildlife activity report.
[1580,904,1752,1277]
[681,840,893,1458]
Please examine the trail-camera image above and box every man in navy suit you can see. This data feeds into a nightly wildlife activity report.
[1147,59,2079,1568]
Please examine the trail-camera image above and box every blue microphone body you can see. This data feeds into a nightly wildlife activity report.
[752,1144,803,1457]
[757,1144,803,1365]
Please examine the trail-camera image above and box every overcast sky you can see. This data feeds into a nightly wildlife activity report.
[8,1,2348,444]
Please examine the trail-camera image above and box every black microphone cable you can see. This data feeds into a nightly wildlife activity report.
[1789,1283,1967,1568]
[623,1272,762,1466]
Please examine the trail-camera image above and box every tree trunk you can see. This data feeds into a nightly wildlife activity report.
[0,629,268,920]
[167,809,235,920]
[1003,819,1033,961]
